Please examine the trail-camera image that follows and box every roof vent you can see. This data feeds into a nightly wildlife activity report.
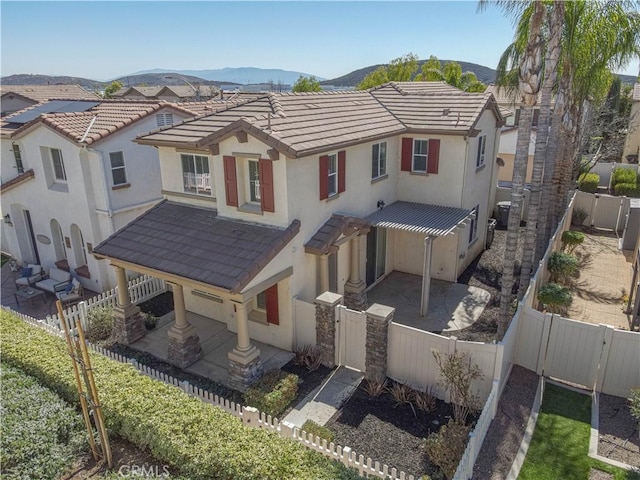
[442,108,450,116]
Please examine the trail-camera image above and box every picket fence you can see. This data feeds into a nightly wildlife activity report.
[4,306,418,480]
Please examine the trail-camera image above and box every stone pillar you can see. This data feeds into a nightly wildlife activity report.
[420,236,433,317]
[112,265,145,344]
[228,300,263,390]
[364,303,394,380]
[318,254,330,295]
[315,291,343,368]
[344,235,368,311]
[167,283,202,368]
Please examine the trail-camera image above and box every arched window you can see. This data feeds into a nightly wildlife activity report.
[50,219,66,261]
[70,224,87,268]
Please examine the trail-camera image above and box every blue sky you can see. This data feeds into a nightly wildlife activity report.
[1,1,638,81]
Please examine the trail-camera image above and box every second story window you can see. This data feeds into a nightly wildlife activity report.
[109,151,127,186]
[413,140,428,172]
[248,160,261,203]
[51,148,67,181]
[372,142,387,179]
[476,135,486,168]
[327,153,338,197]
[12,144,24,174]
[181,154,211,196]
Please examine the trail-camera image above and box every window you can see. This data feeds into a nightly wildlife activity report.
[12,144,24,174]
[327,153,338,196]
[109,151,127,185]
[413,139,428,172]
[469,205,479,244]
[156,113,174,127]
[371,142,387,179]
[256,291,267,310]
[248,160,260,203]
[476,136,486,168]
[51,148,66,181]
[181,154,211,196]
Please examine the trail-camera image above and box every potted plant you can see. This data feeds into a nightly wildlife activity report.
[571,207,588,226]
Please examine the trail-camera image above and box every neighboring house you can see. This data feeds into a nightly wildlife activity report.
[497,126,537,183]
[93,82,503,387]
[113,85,220,102]
[0,85,101,116]
[0,99,199,292]
[622,83,640,164]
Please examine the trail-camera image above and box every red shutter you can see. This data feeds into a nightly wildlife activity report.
[223,156,238,207]
[338,150,346,193]
[265,284,279,325]
[319,155,329,200]
[401,138,413,171]
[427,139,440,174]
[258,158,275,213]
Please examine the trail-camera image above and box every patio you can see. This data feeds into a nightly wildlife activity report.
[367,271,490,332]
[131,311,293,388]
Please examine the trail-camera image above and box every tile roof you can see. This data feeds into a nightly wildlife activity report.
[633,83,640,102]
[137,81,501,157]
[0,169,35,193]
[304,214,371,255]
[365,201,472,237]
[93,201,300,293]
[6,100,198,145]
[0,85,101,102]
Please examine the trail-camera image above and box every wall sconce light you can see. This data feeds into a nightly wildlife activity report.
[3,214,12,226]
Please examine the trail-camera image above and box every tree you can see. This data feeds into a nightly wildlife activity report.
[357,53,419,89]
[103,80,124,98]
[292,76,322,93]
[415,56,487,92]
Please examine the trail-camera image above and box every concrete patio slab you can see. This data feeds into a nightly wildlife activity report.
[284,366,363,427]
[367,271,490,332]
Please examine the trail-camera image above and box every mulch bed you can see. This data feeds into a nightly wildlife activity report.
[597,393,640,468]
[280,361,334,418]
[325,383,455,479]
[137,291,174,317]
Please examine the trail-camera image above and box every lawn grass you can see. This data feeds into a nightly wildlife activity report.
[519,383,639,480]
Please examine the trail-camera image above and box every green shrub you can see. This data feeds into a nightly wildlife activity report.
[85,306,114,343]
[424,419,471,480]
[0,312,359,480]
[548,252,579,285]
[142,311,158,330]
[561,230,585,254]
[1,362,86,480]
[301,420,335,443]
[614,182,640,197]
[537,283,572,315]
[577,173,599,193]
[611,167,637,188]
[244,369,299,418]
[571,207,589,226]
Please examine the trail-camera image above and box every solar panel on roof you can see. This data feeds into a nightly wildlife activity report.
[8,100,100,124]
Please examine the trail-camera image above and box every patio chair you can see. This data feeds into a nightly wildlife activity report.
[34,267,71,294]
[15,264,46,287]
[55,278,83,308]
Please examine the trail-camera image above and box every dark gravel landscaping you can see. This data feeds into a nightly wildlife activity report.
[325,384,455,479]
[137,291,174,317]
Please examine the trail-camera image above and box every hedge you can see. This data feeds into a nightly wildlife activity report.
[0,312,360,480]
[577,173,599,193]
[614,182,640,198]
[611,167,637,188]
[244,369,298,418]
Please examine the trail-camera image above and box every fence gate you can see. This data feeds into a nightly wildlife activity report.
[336,306,366,372]
[542,316,605,389]
[591,195,626,231]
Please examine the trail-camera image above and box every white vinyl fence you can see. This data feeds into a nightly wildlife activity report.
[293,297,316,348]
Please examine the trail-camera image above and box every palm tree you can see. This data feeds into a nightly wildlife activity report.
[414,56,487,92]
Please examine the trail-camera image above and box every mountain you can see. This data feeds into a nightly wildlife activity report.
[113,73,238,88]
[1,74,103,90]
[130,67,324,85]
[321,60,638,87]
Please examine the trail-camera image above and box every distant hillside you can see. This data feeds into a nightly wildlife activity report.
[131,67,324,85]
[113,73,238,88]
[321,60,637,87]
[1,74,102,90]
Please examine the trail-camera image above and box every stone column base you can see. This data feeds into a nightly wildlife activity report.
[167,326,202,368]
[228,346,263,391]
[344,281,368,311]
[112,304,146,345]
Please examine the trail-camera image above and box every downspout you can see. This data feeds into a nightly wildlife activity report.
[455,134,471,279]
[85,146,116,234]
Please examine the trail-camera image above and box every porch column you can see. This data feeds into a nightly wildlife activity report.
[228,300,263,390]
[112,265,145,344]
[319,254,330,294]
[344,235,368,311]
[167,283,202,368]
[420,236,434,317]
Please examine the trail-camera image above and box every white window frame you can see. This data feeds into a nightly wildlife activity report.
[50,148,67,182]
[12,144,24,174]
[327,153,338,197]
[372,142,387,179]
[109,151,127,186]
[412,139,428,173]
[181,154,211,196]
[247,159,261,204]
[469,205,479,244]
[476,135,486,168]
